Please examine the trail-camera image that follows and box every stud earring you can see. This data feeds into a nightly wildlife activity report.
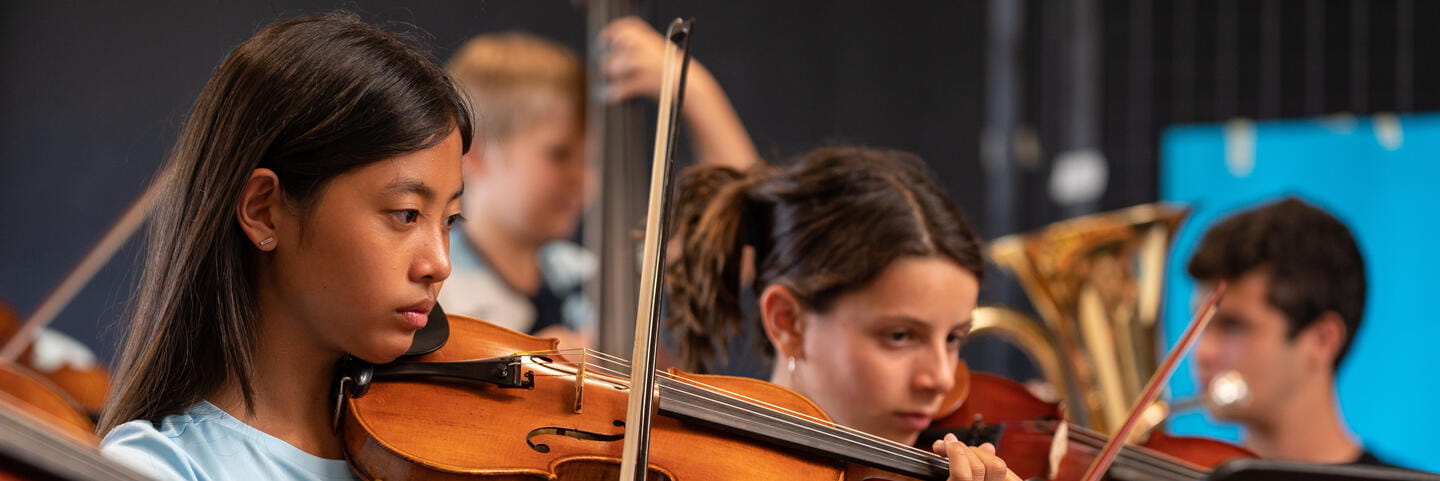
[259,236,275,248]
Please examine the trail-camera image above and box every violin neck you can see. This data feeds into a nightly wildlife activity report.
[655,377,950,481]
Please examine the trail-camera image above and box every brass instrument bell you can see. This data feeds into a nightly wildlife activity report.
[979,203,1188,434]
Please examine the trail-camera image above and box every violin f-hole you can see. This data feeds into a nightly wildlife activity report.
[525,420,626,453]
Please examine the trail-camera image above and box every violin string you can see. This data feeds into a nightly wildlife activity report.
[645,354,1203,480]
[527,352,1200,480]
[1057,423,1201,471]
[666,371,942,460]
[980,420,1199,480]
[1058,424,1205,479]
[654,387,949,474]
[516,350,1202,480]
[517,351,945,469]
[529,350,937,454]
[535,358,1196,481]
[528,356,931,464]
[523,351,940,465]
[1044,424,1202,479]
[532,348,937,454]
[658,376,945,470]
[518,356,944,471]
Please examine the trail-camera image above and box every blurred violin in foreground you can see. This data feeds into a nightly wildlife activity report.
[928,285,1255,481]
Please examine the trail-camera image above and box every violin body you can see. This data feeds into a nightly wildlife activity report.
[339,315,847,481]
[933,369,1254,480]
[0,363,96,444]
[0,304,99,447]
[0,303,110,419]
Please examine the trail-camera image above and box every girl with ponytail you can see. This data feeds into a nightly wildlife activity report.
[666,146,1015,480]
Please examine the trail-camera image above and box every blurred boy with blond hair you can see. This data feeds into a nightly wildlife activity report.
[442,33,593,347]
[442,22,758,347]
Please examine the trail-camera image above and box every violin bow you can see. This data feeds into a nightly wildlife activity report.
[618,17,695,481]
[1077,282,1228,481]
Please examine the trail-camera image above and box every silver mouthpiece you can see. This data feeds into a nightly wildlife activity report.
[1171,370,1249,413]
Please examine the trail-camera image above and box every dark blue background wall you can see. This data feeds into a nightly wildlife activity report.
[0,0,988,363]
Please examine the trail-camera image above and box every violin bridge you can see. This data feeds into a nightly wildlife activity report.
[1049,415,1069,480]
[573,349,586,413]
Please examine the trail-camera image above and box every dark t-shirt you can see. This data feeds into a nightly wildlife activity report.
[529,278,566,334]
[1350,449,1399,469]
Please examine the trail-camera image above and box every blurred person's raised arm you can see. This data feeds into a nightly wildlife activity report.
[600,17,761,170]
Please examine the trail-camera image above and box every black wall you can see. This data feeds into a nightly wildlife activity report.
[0,1,987,363]
[6,0,1435,368]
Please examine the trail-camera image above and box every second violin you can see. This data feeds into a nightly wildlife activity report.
[929,363,1252,481]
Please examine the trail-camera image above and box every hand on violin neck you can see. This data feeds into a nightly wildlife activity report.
[933,433,1024,481]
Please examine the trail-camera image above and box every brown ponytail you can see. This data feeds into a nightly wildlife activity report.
[665,146,984,373]
[665,164,770,373]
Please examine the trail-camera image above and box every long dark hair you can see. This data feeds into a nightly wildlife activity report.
[665,146,985,373]
[99,13,472,433]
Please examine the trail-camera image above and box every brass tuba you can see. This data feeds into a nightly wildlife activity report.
[973,203,1187,434]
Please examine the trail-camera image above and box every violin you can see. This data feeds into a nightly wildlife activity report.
[0,303,99,446]
[927,361,1254,481]
[0,363,95,445]
[926,284,1255,481]
[335,312,964,480]
[0,301,144,480]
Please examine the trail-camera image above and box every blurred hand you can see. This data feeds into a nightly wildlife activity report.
[599,16,759,171]
[933,434,1024,481]
[598,16,672,103]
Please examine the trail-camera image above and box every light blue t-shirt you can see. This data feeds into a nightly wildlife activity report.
[100,401,356,481]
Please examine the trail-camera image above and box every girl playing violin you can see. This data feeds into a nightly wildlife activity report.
[97,13,470,480]
[666,146,1020,481]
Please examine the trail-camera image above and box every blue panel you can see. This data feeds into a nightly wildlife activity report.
[1159,114,1440,472]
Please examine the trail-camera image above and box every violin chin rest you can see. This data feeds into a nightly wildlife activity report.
[403,303,450,357]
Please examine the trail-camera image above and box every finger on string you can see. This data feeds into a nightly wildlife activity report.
[976,447,1008,481]
[943,433,984,481]
[971,442,1021,481]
